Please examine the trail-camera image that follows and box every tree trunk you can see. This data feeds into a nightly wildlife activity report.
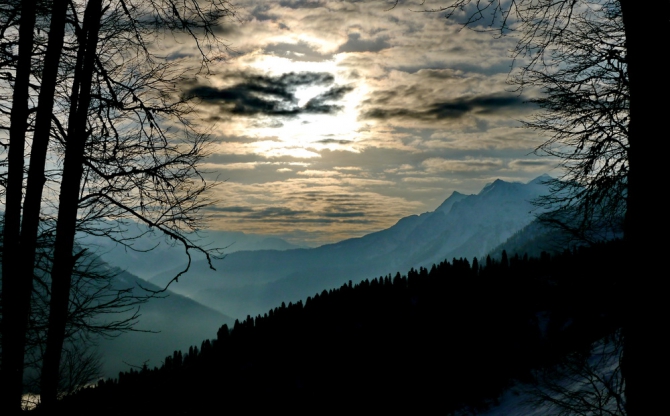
[1,1,36,413]
[39,0,102,407]
[618,1,668,414]
[1,0,72,412]
[19,0,69,319]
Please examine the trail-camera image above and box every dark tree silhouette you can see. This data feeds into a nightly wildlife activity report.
[0,0,236,412]
[529,330,625,415]
[514,2,628,243]
[391,1,666,413]
[49,243,625,415]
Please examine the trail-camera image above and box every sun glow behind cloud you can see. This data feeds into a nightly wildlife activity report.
[241,55,368,156]
[180,0,559,245]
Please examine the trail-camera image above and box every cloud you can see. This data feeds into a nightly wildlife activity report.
[203,178,426,245]
[303,85,355,114]
[264,41,333,62]
[401,177,448,183]
[200,162,259,170]
[204,206,256,213]
[251,119,285,128]
[361,93,528,121]
[322,212,367,218]
[426,127,545,150]
[186,72,352,117]
[316,139,354,145]
[384,164,414,174]
[245,206,311,219]
[247,3,279,22]
[414,68,463,80]
[296,169,340,177]
[169,1,561,245]
[333,166,362,171]
[422,157,504,172]
[508,159,556,172]
[337,33,391,53]
[277,0,326,10]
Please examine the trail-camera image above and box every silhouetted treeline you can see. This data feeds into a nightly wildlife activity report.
[54,241,625,414]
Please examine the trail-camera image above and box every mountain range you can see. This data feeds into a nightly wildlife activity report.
[145,175,553,319]
[78,228,304,281]
[1,175,554,380]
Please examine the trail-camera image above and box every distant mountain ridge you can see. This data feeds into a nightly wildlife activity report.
[78,228,304,280]
[147,175,552,319]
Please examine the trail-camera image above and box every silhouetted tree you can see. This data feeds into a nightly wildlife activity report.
[513,2,628,243]
[529,330,625,415]
[392,1,666,412]
[0,0,236,411]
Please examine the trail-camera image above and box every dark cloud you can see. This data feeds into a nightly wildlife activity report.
[246,207,311,219]
[394,60,512,76]
[256,217,373,225]
[313,85,354,101]
[511,160,552,167]
[362,90,397,106]
[264,41,333,62]
[165,52,193,61]
[186,72,352,117]
[303,85,355,114]
[278,0,327,10]
[361,93,528,121]
[204,114,233,123]
[322,212,367,218]
[415,68,462,80]
[465,95,528,112]
[249,4,279,22]
[337,33,391,53]
[316,139,354,144]
[212,23,239,37]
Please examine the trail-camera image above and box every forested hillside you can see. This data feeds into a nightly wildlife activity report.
[57,241,624,414]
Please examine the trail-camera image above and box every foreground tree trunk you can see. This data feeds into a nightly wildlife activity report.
[618,2,667,414]
[0,1,36,413]
[18,0,69,315]
[2,0,230,409]
[39,0,103,407]
[2,1,71,412]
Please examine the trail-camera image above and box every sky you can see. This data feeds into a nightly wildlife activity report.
[172,0,558,246]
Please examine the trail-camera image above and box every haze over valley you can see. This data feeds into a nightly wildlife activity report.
[89,174,565,377]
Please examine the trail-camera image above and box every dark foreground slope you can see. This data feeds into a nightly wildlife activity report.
[57,241,624,415]
[94,271,233,378]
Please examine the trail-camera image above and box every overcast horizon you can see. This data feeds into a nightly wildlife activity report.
[168,0,558,247]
